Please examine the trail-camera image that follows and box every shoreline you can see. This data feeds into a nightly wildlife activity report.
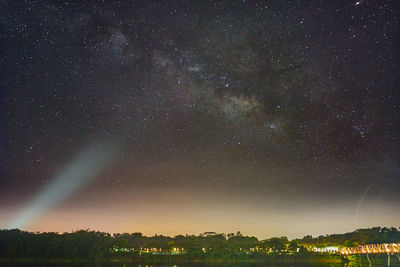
[0,254,344,265]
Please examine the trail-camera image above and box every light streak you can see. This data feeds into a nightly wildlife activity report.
[6,141,116,229]
[354,182,374,229]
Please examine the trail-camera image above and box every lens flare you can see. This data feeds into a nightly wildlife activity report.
[354,182,374,229]
[7,141,116,229]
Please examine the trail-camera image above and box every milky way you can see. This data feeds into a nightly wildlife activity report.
[0,1,399,238]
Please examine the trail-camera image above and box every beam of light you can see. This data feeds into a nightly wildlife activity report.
[354,182,374,229]
[6,141,117,229]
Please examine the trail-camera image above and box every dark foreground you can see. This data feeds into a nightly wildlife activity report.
[2,254,400,267]
[0,262,400,267]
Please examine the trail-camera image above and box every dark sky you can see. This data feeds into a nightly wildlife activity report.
[0,0,399,238]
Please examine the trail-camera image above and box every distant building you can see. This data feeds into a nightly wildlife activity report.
[203,232,217,237]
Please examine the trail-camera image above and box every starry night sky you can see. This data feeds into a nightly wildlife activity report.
[0,0,399,238]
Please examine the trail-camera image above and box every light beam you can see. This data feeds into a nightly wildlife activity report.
[6,141,116,229]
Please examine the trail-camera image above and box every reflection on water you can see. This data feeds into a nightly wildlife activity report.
[3,256,400,267]
[1,263,396,267]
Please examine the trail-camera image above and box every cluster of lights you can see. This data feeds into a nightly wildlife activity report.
[111,246,134,252]
[112,243,400,256]
[112,246,187,254]
[339,243,400,255]
[313,246,339,253]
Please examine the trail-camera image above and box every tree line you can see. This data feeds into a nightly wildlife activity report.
[0,227,398,261]
[294,227,400,247]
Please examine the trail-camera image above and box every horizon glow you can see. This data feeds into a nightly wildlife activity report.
[6,142,116,229]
